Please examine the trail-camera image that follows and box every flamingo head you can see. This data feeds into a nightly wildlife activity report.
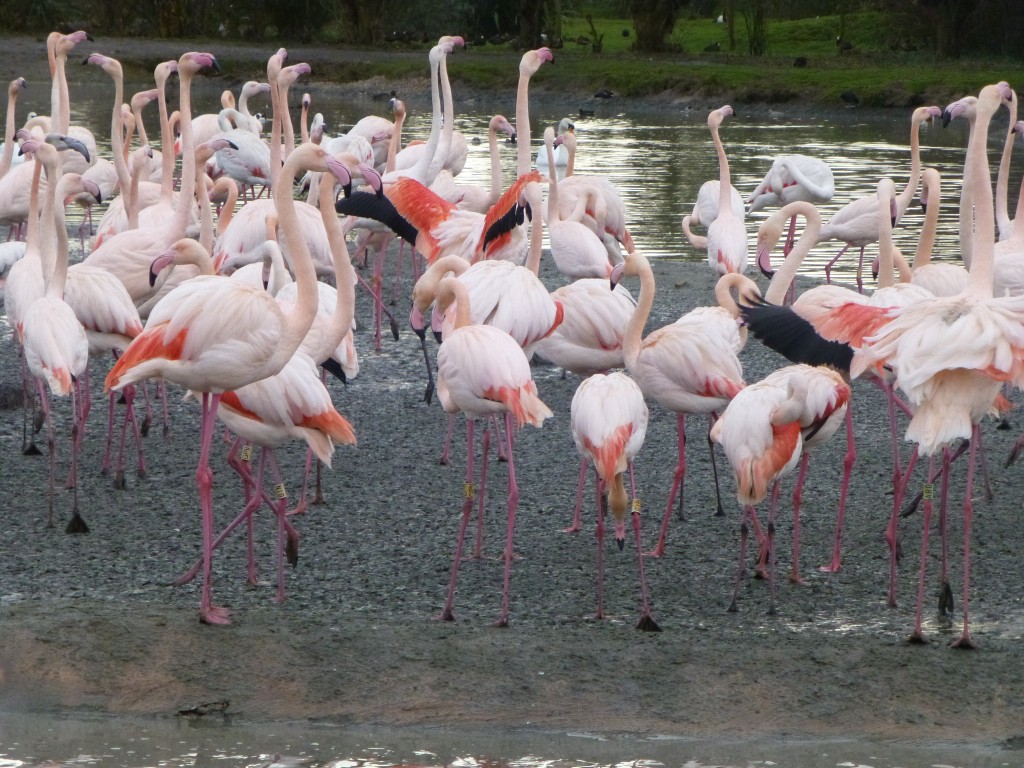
[45,133,90,164]
[942,95,976,127]
[9,78,26,97]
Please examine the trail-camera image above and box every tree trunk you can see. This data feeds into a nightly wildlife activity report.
[518,0,545,49]
[629,0,680,53]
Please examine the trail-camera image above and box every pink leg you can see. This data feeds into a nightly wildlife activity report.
[765,479,781,615]
[437,418,475,622]
[823,243,851,285]
[887,445,920,608]
[439,413,455,465]
[854,245,867,293]
[629,466,660,631]
[938,446,954,616]
[790,453,811,585]
[951,424,980,649]
[495,412,519,628]
[594,474,606,620]
[820,407,856,572]
[37,380,57,528]
[909,455,937,644]
[197,392,231,625]
[564,458,588,533]
[263,448,293,603]
[647,413,686,557]
[469,422,490,560]
[729,504,754,612]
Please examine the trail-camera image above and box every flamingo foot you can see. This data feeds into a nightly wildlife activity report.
[140,416,151,438]
[818,561,841,573]
[951,632,977,649]
[492,616,509,628]
[727,599,739,613]
[22,442,42,456]
[435,608,455,622]
[636,613,662,632]
[907,630,929,645]
[113,470,127,490]
[199,604,232,625]
[643,543,666,558]
[789,573,807,586]
[285,532,299,567]
[562,523,582,534]
[65,512,89,535]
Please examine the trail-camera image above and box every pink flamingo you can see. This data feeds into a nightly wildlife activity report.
[610,250,746,557]
[570,371,659,630]
[818,105,941,290]
[19,135,89,531]
[433,275,553,627]
[0,77,28,181]
[703,105,748,275]
[856,83,1024,648]
[711,364,848,613]
[105,124,353,626]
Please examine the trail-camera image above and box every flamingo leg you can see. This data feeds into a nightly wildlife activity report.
[706,412,725,517]
[822,243,851,285]
[263,448,293,603]
[766,479,780,615]
[820,406,856,573]
[469,421,490,560]
[647,413,686,557]
[951,424,980,649]
[564,457,588,533]
[887,445,920,608]
[438,418,474,622]
[197,392,231,625]
[37,380,56,528]
[630,467,660,632]
[495,412,519,628]
[729,504,754,612]
[594,473,606,620]
[790,452,811,585]
[909,455,937,644]
[938,445,954,617]
[439,413,455,465]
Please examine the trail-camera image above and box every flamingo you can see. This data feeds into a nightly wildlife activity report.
[854,83,1024,648]
[84,52,217,313]
[704,106,748,275]
[711,365,849,613]
[543,126,614,279]
[0,77,28,181]
[818,105,941,289]
[19,135,89,532]
[747,153,834,274]
[902,167,969,297]
[104,75,355,629]
[569,371,659,630]
[683,105,746,257]
[432,275,553,627]
[610,250,746,557]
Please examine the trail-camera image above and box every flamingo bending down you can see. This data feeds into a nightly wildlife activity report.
[432,275,553,627]
[570,371,659,630]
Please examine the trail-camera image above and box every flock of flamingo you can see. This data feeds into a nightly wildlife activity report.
[2,31,1024,646]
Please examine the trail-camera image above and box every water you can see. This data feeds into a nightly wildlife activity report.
[21,67,1021,288]
[0,711,1014,767]
[6,65,1022,766]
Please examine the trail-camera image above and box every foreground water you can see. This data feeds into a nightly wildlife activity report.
[0,712,1014,768]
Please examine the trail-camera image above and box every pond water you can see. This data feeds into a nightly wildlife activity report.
[19,66,1021,289]
[0,711,1014,768]
[4,63,1022,767]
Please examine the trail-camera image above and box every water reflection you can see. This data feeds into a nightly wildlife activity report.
[0,712,1012,768]
[33,67,1022,289]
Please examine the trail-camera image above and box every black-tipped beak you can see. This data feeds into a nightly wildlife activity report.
[509,132,517,145]
[617,537,625,551]
[941,110,952,128]
[148,268,159,287]
[432,330,444,345]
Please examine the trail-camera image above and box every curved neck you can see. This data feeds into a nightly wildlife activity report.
[622,254,656,371]
[171,66,198,241]
[897,112,927,217]
[712,120,731,208]
[427,52,455,182]
[215,178,239,237]
[440,277,472,329]
[272,147,322,364]
[409,49,443,182]
[414,254,469,310]
[316,171,357,352]
[876,190,896,289]
[764,202,822,304]
[278,82,296,158]
[385,106,405,174]
[107,67,134,219]
[156,70,176,202]
[913,173,941,267]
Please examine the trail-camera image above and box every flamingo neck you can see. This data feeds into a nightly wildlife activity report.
[622,254,656,372]
[426,52,455,182]
[317,171,358,352]
[157,71,176,202]
[896,113,927,218]
[515,65,532,177]
[385,107,405,175]
[0,86,19,177]
[38,153,62,297]
[172,69,198,241]
[487,120,503,201]
[272,149,321,364]
[54,54,70,134]
[108,68,134,219]
[764,202,821,304]
[268,57,283,189]
[995,90,1018,238]
[409,49,443,183]
[524,182,544,275]
[964,90,1001,297]
[913,175,941,268]
[712,121,732,210]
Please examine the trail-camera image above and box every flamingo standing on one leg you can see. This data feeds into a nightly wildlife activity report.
[432,276,553,627]
[570,371,659,630]
[704,106,748,275]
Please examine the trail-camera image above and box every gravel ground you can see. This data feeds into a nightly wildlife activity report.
[1,33,1024,753]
